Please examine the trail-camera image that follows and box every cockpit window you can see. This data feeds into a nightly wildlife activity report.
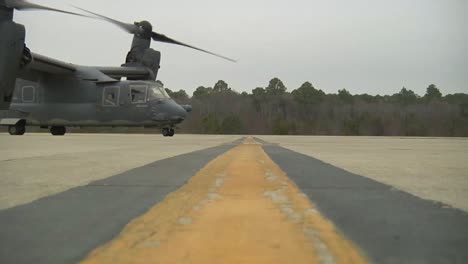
[161,88,170,98]
[148,83,170,101]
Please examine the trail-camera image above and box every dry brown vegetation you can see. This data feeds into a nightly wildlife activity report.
[171,79,468,136]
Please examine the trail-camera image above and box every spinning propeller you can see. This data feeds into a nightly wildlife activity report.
[5,0,236,62]
[75,7,236,62]
[5,0,86,17]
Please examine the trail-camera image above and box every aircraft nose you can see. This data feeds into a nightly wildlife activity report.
[151,100,186,123]
[177,104,187,117]
[169,102,187,122]
[182,104,192,113]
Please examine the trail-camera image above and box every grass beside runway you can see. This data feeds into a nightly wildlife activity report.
[81,138,367,264]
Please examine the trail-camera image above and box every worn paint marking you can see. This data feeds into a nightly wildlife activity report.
[81,138,367,264]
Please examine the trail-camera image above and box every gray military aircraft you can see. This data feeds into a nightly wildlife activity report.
[0,0,234,136]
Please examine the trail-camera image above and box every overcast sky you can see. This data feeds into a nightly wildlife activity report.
[14,0,467,96]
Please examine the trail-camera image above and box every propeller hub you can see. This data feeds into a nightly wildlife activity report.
[135,20,152,35]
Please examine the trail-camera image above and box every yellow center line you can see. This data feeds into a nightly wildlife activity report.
[81,137,368,264]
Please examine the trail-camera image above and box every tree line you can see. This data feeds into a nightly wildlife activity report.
[164,78,468,136]
[3,78,465,136]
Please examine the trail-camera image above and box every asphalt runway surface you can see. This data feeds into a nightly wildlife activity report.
[1,134,467,264]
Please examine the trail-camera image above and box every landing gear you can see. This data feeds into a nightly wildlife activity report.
[50,126,66,136]
[162,127,175,137]
[8,124,25,136]
[168,128,175,137]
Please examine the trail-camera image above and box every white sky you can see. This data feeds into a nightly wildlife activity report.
[14,0,468,96]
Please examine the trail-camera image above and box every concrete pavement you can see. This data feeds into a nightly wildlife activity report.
[1,135,467,263]
[0,134,240,209]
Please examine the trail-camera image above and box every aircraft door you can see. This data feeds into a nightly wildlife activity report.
[129,85,149,121]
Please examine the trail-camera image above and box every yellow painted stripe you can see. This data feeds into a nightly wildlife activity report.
[81,137,368,264]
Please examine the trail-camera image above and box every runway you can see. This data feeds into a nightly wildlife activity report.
[1,134,467,263]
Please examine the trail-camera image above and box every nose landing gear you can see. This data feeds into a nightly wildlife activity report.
[162,127,175,137]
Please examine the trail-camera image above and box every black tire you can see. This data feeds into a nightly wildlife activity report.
[162,128,170,137]
[8,125,25,136]
[168,128,175,137]
[17,126,25,135]
[50,126,66,136]
[8,126,15,135]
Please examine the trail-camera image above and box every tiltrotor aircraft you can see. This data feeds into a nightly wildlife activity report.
[0,0,234,136]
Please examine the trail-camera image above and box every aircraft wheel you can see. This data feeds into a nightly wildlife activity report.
[168,128,175,137]
[50,126,66,136]
[8,125,25,136]
[18,126,26,135]
[162,128,170,137]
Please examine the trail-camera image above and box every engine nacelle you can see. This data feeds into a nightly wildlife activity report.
[0,20,25,110]
[123,35,160,81]
[140,48,160,80]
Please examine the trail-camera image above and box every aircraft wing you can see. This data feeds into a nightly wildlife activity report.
[18,52,76,81]
[20,53,153,81]
[95,66,153,79]
[28,53,77,74]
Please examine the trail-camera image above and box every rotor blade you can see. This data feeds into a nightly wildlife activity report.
[73,5,236,62]
[73,6,140,34]
[5,0,87,17]
[151,32,236,63]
